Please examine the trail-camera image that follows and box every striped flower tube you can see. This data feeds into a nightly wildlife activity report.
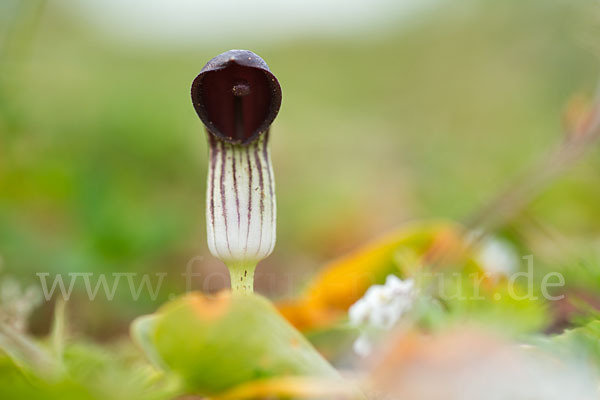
[191,50,282,293]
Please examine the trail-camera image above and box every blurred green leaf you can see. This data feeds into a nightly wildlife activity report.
[132,291,340,395]
[549,320,600,370]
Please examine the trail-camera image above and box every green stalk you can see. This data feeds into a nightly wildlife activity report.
[227,261,257,294]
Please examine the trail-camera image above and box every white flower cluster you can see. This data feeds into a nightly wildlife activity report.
[476,237,519,278]
[348,275,416,357]
[467,230,519,279]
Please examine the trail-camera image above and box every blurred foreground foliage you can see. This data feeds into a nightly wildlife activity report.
[0,220,596,399]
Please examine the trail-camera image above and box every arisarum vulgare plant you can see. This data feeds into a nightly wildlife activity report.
[191,50,282,294]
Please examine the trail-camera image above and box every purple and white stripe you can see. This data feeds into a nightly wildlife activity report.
[206,131,276,265]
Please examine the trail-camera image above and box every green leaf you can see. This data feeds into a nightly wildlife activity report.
[132,291,340,395]
[548,320,600,369]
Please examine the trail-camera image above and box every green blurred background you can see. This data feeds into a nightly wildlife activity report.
[1,0,599,337]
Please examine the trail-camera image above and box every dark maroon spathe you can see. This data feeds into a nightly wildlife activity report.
[191,50,282,145]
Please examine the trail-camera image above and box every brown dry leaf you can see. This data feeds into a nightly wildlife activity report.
[278,221,472,331]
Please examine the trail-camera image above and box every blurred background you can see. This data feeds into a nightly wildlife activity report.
[1,0,599,337]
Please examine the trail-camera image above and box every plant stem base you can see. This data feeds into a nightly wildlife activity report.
[227,262,257,294]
